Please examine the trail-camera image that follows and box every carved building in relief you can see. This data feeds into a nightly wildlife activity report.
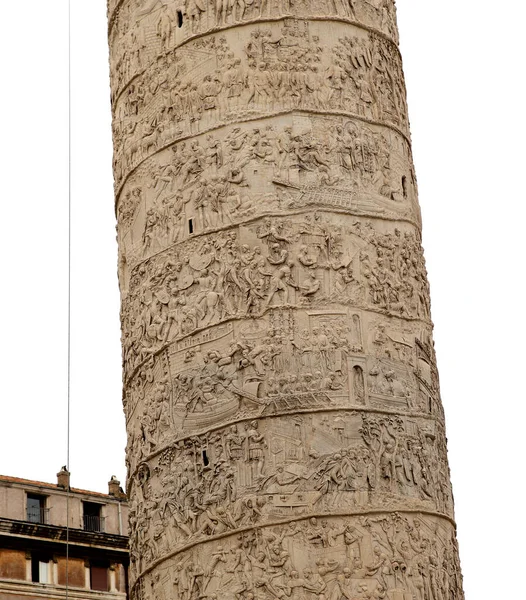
[107,1,464,599]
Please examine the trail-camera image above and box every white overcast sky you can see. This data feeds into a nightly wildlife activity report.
[0,1,524,597]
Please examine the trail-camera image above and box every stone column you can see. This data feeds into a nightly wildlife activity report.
[108,2,464,600]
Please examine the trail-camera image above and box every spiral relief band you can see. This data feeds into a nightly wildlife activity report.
[107,1,465,599]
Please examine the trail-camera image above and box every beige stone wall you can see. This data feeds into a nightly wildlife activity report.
[0,488,25,522]
[103,502,129,536]
[108,1,464,599]
[50,493,74,528]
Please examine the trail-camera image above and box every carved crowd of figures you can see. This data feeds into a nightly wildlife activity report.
[109,0,399,94]
[119,215,431,384]
[130,512,463,600]
[116,117,417,273]
[126,411,453,560]
[124,321,443,468]
[110,22,408,186]
[125,312,437,437]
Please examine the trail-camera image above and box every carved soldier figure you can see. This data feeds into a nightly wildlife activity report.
[225,425,244,460]
[185,0,205,32]
[245,420,266,479]
[157,4,173,51]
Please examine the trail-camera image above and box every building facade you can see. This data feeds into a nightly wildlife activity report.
[108,1,464,599]
[0,469,129,600]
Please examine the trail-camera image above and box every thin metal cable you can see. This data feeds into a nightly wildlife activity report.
[66,0,71,598]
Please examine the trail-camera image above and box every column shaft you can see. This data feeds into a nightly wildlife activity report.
[107,2,464,599]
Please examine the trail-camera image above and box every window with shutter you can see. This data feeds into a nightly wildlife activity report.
[90,565,108,592]
[31,555,50,584]
[38,561,49,584]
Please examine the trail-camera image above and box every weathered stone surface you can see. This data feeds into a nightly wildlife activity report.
[108,2,464,599]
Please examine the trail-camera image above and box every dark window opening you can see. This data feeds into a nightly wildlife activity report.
[353,365,365,404]
[90,564,109,592]
[402,176,407,198]
[294,423,301,440]
[188,218,194,234]
[31,557,39,583]
[177,10,183,27]
[202,450,210,467]
[83,502,105,533]
[27,494,48,524]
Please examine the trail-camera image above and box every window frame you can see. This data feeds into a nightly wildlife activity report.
[30,554,51,584]
[89,563,109,592]
[26,493,48,524]
[82,501,106,533]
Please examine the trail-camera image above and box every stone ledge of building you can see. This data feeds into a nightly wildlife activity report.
[0,518,128,550]
[0,580,126,600]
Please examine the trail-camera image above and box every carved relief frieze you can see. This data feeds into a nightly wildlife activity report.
[119,215,432,387]
[110,21,408,189]
[123,308,441,451]
[127,409,453,542]
[128,512,462,600]
[108,0,399,88]
[115,115,419,281]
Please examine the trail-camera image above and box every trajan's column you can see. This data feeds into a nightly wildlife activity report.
[108,1,464,599]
